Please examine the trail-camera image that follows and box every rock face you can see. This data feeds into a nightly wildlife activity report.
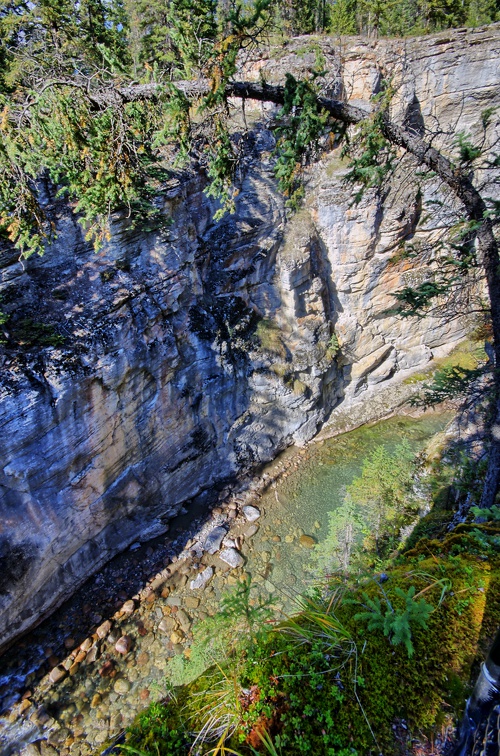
[0,25,499,650]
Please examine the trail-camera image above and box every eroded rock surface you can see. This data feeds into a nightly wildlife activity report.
[0,25,499,650]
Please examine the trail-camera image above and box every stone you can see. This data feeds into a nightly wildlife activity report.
[158,617,176,634]
[20,745,41,756]
[79,638,92,652]
[115,635,133,655]
[49,666,67,684]
[242,505,261,522]
[113,679,131,695]
[98,661,115,677]
[165,595,180,606]
[244,524,259,538]
[121,600,135,616]
[31,707,52,726]
[219,548,244,569]
[176,609,191,632]
[140,688,150,701]
[85,644,100,664]
[190,566,214,590]
[170,630,184,645]
[40,743,58,756]
[96,620,112,639]
[136,652,150,667]
[93,731,109,746]
[18,699,31,715]
[90,694,102,708]
[203,526,227,554]
[299,535,317,548]
[184,596,200,609]
[107,629,121,645]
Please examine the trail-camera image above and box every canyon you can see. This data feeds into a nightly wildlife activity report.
[0,24,499,652]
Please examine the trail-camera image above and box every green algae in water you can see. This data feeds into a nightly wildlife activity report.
[247,412,453,605]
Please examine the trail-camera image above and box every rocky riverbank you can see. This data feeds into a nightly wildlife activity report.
[0,395,454,756]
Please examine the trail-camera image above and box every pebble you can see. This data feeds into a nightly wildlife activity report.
[158,617,176,634]
[113,679,130,696]
[170,630,184,645]
[115,636,133,655]
[86,644,100,664]
[94,730,109,745]
[299,535,317,548]
[244,524,259,537]
[242,505,261,522]
[96,621,112,640]
[98,661,114,678]
[120,600,135,616]
[136,652,150,667]
[219,548,244,569]
[190,566,214,590]
[18,699,31,715]
[203,526,227,554]
[107,629,121,645]
[184,596,200,609]
[49,666,67,684]
[176,609,191,631]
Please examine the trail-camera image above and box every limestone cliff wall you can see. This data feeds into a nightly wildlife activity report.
[0,24,499,651]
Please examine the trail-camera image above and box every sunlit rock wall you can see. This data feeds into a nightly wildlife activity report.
[0,24,499,650]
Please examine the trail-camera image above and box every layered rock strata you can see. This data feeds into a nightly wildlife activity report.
[0,24,499,650]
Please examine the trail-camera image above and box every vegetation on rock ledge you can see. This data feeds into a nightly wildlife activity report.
[107,437,500,756]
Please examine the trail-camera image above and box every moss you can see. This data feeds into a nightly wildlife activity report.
[403,337,487,385]
[113,694,191,755]
[115,443,500,756]
[292,378,307,395]
[255,319,287,359]
[270,362,290,379]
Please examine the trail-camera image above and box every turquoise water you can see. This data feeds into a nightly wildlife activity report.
[243,411,453,608]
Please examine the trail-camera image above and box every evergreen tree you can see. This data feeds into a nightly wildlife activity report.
[329,0,358,34]
[136,0,217,76]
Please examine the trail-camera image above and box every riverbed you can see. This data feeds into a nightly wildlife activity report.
[0,409,453,756]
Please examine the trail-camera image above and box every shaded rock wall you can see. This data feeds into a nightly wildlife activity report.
[0,24,499,650]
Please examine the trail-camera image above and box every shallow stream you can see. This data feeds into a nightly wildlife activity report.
[0,410,453,755]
